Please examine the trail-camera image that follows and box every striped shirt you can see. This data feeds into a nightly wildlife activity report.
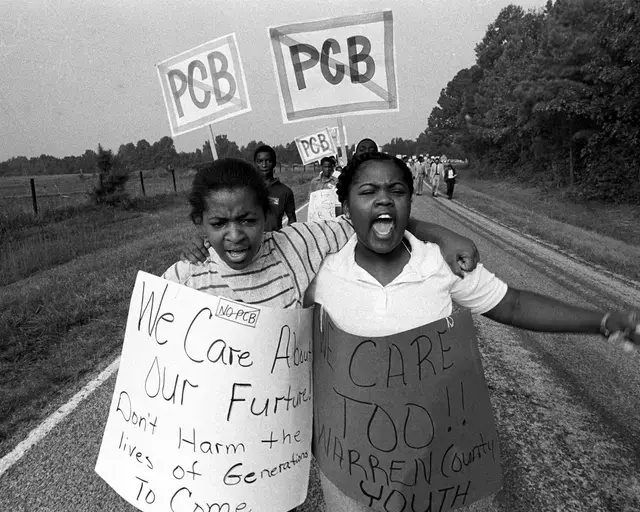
[162,218,354,308]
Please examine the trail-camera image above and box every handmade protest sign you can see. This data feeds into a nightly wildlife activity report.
[156,33,251,136]
[312,308,502,511]
[308,189,340,222]
[95,272,312,512]
[269,11,398,123]
[294,127,337,165]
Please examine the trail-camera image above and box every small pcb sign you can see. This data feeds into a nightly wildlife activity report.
[269,11,398,123]
[294,128,338,165]
[157,34,252,136]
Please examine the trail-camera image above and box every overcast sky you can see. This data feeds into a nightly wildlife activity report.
[0,0,547,162]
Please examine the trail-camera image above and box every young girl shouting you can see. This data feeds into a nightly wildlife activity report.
[304,152,640,511]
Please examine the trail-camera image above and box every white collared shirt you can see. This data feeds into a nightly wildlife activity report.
[310,232,508,336]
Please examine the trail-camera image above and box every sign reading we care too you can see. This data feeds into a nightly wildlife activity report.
[269,11,398,122]
[95,272,312,512]
[156,33,252,136]
[312,309,502,512]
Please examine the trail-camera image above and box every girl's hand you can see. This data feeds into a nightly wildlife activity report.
[180,236,210,264]
[604,311,640,351]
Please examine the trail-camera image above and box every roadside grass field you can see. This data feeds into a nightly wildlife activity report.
[450,167,640,281]
[0,164,319,221]
[0,164,318,457]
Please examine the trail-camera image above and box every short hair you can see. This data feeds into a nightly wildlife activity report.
[253,145,277,164]
[336,152,413,204]
[320,156,335,166]
[189,158,271,224]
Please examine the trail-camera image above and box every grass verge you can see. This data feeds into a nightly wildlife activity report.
[449,168,640,281]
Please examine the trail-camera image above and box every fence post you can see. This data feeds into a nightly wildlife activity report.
[171,169,177,193]
[139,171,146,197]
[30,178,38,215]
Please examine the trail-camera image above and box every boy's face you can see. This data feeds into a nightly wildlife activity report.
[255,151,275,178]
[321,160,335,178]
[201,187,265,270]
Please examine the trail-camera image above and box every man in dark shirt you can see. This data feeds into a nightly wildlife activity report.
[254,145,297,231]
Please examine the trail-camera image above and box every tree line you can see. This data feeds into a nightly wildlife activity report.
[423,0,640,203]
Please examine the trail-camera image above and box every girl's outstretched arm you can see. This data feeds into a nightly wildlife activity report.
[483,287,640,344]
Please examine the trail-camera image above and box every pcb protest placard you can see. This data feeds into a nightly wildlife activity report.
[294,128,337,165]
[157,33,251,136]
[269,11,398,123]
[313,309,502,511]
[95,272,312,512]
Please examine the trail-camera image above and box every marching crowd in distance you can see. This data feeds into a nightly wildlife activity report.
[164,138,640,512]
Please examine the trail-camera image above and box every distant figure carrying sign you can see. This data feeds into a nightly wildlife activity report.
[156,34,252,136]
[269,11,398,123]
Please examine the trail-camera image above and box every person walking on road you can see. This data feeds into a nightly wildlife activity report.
[254,145,296,230]
[303,151,640,512]
[431,156,443,197]
[415,154,427,195]
[308,156,338,196]
[445,162,457,200]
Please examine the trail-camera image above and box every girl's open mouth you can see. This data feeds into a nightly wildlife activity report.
[371,213,394,238]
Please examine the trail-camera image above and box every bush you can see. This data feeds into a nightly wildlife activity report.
[90,144,131,206]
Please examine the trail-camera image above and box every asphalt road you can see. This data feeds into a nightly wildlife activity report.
[1,192,640,511]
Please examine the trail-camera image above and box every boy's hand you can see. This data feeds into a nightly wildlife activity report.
[180,236,210,264]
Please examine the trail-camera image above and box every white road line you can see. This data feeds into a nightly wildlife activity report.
[0,200,310,478]
[0,356,120,477]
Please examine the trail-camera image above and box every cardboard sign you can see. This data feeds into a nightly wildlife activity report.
[308,189,340,222]
[157,34,252,136]
[269,11,399,123]
[95,272,312,512]
[313,309,502,511]
[294,128,338,165]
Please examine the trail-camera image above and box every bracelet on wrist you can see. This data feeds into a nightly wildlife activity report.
[600,312,612,337]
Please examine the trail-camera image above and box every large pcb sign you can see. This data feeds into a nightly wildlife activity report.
[269,11,398,122]
[157,34,251,136]
[95,272,312,512]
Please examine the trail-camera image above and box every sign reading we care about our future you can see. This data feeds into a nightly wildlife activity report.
[269,11,398,123]
[313,309,502,512]
[95,272,312,512]
[294,127,337,165]
[157,34,251,136]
